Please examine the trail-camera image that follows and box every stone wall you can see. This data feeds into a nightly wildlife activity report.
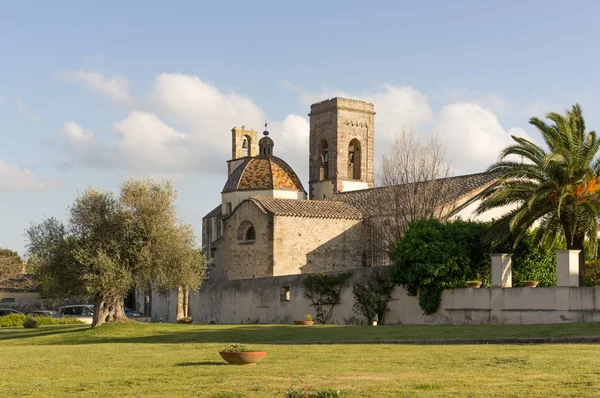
[218,200,274,281]
[153,267,600,325]
[273,216,368,275]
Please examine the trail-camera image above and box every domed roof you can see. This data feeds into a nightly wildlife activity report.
[222,155,306,193]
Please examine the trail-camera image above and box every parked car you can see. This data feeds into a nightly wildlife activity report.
[0,308,24,316]
[56,305,94,324]
[27,310,57,317]
[125,308,143,318]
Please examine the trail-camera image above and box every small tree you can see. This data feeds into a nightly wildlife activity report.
[373,127,455,255]
[303,272,351,324]
[352,269,395,324]
[27,179,207,328]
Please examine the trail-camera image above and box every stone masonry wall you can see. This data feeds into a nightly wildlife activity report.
[172,267,600,325]
[272,216,368,276]
[219,200,273,280]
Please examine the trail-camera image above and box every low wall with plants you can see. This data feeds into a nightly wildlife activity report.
[169,267,600,325]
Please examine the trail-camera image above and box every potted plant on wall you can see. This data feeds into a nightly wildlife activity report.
[294,314,314,326]
[177,317,193,324]
[466,281,483,288]
[522,280,539,288]
[219,343,267,365]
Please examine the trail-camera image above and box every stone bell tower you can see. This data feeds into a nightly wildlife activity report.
[308,97,375,200]
[228,126,258,176]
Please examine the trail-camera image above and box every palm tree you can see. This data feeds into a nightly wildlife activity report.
[475,103,600,286]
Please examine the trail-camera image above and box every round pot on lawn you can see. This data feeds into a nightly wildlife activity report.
[467,281,482,288]
[23,322,40,329]
[293,320,314,325]
[219,351,267,365]
[523,281,539,288]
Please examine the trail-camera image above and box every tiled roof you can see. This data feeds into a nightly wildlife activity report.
[222,155,305,193]
[249,197,363,220]
[332,172,499,217]
[0,274,39,293]
[203,204,222,219]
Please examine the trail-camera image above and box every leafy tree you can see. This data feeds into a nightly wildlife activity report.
[389,219,491,314]
[27,179,207,327]
[474,104,600,286]
[0,248,24,301]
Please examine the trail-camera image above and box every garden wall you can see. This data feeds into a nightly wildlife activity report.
[155,267,600,325]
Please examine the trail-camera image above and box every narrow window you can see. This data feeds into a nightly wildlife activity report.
[242,136,250,157]
[348,139,361,180]
[245,226,256,241]
[280,286,290,302]
[319,140,329,181]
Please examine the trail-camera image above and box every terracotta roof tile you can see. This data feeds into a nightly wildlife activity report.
[222,155,305,193]
[332,172,499,217]
[0,274,39,293]
[249,197,363,220]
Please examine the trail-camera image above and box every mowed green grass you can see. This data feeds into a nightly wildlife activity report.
[1,322,600,397]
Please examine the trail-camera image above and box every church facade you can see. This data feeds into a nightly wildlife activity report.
[202,97,499,282]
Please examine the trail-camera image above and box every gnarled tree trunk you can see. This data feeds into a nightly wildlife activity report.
[92,292,128,328]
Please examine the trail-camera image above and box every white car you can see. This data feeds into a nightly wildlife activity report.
[56,305,94,324]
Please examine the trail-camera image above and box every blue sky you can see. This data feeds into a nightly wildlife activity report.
[2,1,600,255]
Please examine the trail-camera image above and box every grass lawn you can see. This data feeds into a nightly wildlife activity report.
[1,322,600,397]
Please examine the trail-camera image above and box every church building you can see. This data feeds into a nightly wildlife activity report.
[203,97,498,281]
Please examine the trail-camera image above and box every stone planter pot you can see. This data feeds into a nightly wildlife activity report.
[594,280,600,287]
[523,281,539,288]
[294,320,314,325]
[23,323,40,329]
[467,281,482,288]
[177,318,193,324]
[219,351,267,365]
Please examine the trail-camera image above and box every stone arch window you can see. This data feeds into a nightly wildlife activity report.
[242,135,251,157]
[319,140,329,181]
[348,138,361,180]
[237,221,256,243]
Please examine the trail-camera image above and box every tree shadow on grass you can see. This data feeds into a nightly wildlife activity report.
[175,361,227,367]
[0,325,86,342]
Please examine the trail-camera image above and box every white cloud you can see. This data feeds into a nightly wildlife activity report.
[57,70,133,104]
[0,160,47,190]
[433,103,531,172]
[58,122,109,170]
[15,98,42,120]
[113,111,198,172]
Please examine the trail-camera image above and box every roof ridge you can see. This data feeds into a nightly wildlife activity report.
[333,171,497,196]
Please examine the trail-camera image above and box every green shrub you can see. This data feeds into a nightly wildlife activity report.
[389,219,563,314]
[304,314,313,322]
[505,231,562,287]
[389,219,491,314]
[220,343,263,353]
[0,314,83,327]
[0,314,26,327]
[23,317,40,328]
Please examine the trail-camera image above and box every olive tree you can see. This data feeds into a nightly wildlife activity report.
[27,179,207,328]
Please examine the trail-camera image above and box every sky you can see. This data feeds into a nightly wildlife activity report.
[2,1,600,256]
